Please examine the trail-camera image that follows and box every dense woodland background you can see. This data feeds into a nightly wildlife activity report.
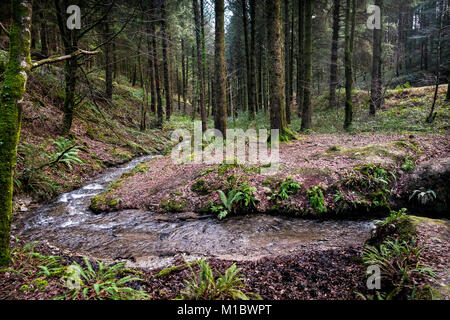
[1,0,448,134]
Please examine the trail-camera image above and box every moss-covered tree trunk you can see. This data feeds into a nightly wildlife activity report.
[0,0,32,266]
[344,0,355,130]
[301,0,312,131]
[214,0,227,138]
[267,0,290,137]
[329,0,340,109]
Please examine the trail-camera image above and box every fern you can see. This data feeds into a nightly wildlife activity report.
[177,257,260,300]
[60,257,149,300]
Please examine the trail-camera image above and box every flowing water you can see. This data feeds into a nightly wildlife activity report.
[13,156,375,269]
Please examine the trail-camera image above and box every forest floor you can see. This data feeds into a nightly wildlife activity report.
[3,56,449,300]
[1,215,448,300]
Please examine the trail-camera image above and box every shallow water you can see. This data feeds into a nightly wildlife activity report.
[13,156,374,269]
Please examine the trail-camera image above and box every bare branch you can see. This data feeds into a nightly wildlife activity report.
[0,23,9,37]
[31,49,99,70]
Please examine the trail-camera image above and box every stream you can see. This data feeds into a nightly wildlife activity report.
[12,156,375,269]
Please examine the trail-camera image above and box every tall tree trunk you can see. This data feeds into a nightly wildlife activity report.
[0,0,33,266]
[370,0,383,115]
[301,0,312,131]
[161,0,171,121]
[147,25,156,114]
[344,0,356,130]
[242,0,254,119]
[426,0,444,123]
[329,0,340,109]
[39,4,48,57]
[55,0,78,134]
[297,0,305,117]
[288,6,294,121]
[150,11,163,127]
[193,0,207,131]
[284,0,291,124]
[214,0,228,138]
[266,0,290,137]
[249,0,257,118]
[181,39,187,114]
[113,41,117,80]
[103,16,113,101]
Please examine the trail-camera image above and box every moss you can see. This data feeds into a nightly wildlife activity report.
[191,179,210,195]
[109,148,132,161]
[155,260,200,278]
[108,198,121,208]
[0,0,33,266]
[161,198,187,213]
[326,145,341,153]
[89,194,109,213]
[0,50,7,73]
[367,215,418,247]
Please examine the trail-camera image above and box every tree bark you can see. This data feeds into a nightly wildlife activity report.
[301,0,312,131]
[329,0,340,109]
[297,0,305,117]
[266,0,289,137]
[370,0,383,116]
[39,4,48,57]
[249,0,257,118]
[150,6,163,127]
[284,0,291,124]
[161,0,171,121]
[181,39,187,114]
[103,16,113,101]
[193,0,207,131]
[214,0,228,138]
[344,0,356,130]
[147,24,156,114]
[0,0,33,266]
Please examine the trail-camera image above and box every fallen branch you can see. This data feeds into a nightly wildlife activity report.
[0,23,9,37]
[31,49,99,70]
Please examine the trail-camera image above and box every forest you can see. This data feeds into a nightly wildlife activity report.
[0,0,449,303]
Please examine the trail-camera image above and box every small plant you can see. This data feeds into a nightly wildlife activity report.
[409,189,437,205]
[213,182,257,220]
[401,157,415,173]
[213,189,243,220]
[271,177,302,201]
[307,185,327,214]
[49,137,84,170]
[177,257,260,300]
[236,182,258,209]
[362,239,435,299]
[374,208,407,228]
[60,257,149,300]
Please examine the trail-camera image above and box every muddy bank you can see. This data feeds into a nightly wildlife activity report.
[88,133,449,218]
